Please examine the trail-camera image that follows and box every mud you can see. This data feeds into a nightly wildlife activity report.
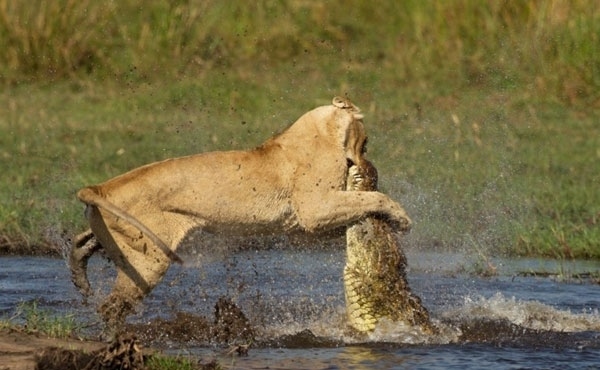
[0,235,60,257]
[0,297,249,370]
[32,332,220,370]
[126,297,254,346]
[0,328,104,370]
[35,333,144,370]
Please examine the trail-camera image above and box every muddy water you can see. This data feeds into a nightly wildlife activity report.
[1,250,599,369]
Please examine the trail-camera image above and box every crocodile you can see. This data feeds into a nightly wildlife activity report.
[344,159,435,334]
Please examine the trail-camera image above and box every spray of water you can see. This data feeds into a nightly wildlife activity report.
[444,292,600,333]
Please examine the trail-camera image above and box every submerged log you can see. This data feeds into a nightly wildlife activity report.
[344,159,435,334]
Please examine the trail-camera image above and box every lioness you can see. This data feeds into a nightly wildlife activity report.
[70,97,411,327]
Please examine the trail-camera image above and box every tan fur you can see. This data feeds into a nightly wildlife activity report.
[71,97,411,327]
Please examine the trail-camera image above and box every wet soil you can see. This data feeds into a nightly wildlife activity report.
[125,297,255,347]
[0,236,60,257]
[0,296,362,369]
[0,328,104,370]
[0,298,249,370]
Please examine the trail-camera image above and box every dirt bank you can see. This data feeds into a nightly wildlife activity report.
[0,297,251,369]
[0,235,60,257]
[0,328,104,370]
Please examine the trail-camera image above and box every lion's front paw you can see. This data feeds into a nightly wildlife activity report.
[400,215,412,234]
[388,205,412,234]
[391,215,412,234]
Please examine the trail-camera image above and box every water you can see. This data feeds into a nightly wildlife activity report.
[1,250,599,369]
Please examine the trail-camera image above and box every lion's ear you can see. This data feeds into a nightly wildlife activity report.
[332,97,364,120]
[332,96,352,108]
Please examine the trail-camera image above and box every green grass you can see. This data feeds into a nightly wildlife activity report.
[1,300,78,338]
[1,0,598,98]
[0,0,598,259]
[146,354,218,370]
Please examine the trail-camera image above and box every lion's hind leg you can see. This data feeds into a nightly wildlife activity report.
[97,243,174,329]
[99,271,147,330]
[69,229,102,301]
[96,235,174,329]
[93,213,193,329]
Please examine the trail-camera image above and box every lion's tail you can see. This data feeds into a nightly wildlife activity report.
[76,187,183,264]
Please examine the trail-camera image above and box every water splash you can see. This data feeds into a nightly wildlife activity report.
[443,292,600,332]
[364,318,461,345]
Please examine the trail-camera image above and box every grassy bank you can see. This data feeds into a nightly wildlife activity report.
[0,0,598,258]
[0,302,214,369]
